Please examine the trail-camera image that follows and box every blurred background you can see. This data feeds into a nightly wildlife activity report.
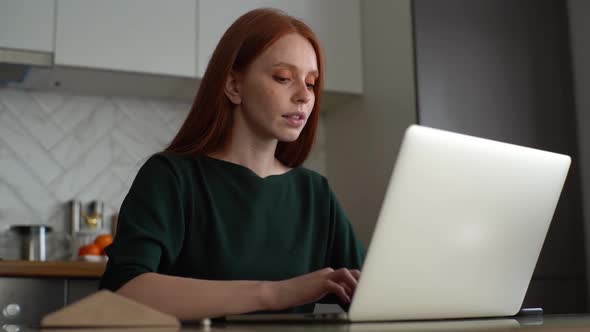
[0,0,589,316]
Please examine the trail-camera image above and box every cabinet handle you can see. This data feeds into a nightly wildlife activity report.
[1,324,20,332]
[2,304,20,318]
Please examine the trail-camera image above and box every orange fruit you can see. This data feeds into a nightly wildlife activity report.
[94,234,114,255]
[78,243,101,256]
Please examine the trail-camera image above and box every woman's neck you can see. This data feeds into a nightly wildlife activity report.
[208,115,290,178]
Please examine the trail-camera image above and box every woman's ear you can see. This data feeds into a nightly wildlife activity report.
[224,72,242,105]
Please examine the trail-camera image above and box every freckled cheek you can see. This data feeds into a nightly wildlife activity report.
[263,88,289,112]
[246,87,272,109]
[307,97,316,112]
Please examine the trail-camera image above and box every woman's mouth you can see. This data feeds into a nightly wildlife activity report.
[282,113,305,127]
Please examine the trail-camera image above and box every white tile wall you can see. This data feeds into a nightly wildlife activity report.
[0,88,326,234]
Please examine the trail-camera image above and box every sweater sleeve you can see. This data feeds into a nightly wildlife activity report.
[99,154,185,291]
[326,186,366,270]
[318,181,366,308]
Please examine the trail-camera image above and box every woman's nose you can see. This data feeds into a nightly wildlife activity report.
[293,81,313,104]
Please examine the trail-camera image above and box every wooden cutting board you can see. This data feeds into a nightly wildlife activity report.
[41,290,180,328]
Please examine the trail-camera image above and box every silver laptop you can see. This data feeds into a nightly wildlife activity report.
[227,125,571,323]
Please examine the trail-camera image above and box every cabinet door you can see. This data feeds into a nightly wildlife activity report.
[55,0,198,77]
[0,0,55,52]
[198,0,363,93]
[0,277,65,326]
[66,279,100,304]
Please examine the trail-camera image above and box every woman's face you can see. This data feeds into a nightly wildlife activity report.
[231,33,318,143]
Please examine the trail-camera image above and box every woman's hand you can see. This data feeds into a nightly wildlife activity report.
[263,268,361,311]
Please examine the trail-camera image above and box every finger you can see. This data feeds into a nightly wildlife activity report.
[340,282,352,297]
[350,269,361,280]
[325,280,351,304]
[314,267,335,276]
[339,269,358,296]
[330,268,358,292]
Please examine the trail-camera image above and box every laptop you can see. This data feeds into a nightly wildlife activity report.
[226,124,571,323]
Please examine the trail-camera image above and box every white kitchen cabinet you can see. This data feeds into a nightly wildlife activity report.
[0,0,55,52]
[198,0,363,94]
[55,0,198,78]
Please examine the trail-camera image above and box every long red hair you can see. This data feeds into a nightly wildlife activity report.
[165,8,325,167]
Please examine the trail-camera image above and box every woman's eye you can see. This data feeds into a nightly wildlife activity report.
[306,83,315,90]
[273,76,290,83]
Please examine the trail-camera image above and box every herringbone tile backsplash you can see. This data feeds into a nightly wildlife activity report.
[0,88,326,234]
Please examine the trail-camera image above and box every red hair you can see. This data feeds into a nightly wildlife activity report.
[165,8,325,167]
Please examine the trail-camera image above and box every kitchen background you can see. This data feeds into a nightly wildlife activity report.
[0,88,326,235]
[0,89,186,234]
[1,0,590,318]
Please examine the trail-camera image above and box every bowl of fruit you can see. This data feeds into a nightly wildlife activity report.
[78,233,113,262]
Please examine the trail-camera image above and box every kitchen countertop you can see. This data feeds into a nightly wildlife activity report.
[0,260,106,278]
[8,314,590,332]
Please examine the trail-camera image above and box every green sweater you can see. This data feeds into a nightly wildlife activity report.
[99,153,365,313]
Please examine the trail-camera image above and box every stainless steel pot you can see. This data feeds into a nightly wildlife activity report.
[10,225,53,261]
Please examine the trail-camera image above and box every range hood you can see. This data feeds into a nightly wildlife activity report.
[0,48,53,83]
[0,48,357,111]
[0,47,199,102]
[0,48,53,67]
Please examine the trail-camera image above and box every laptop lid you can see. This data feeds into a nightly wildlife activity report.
[348,125,571,322]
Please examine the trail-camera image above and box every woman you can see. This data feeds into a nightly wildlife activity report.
[100,8,365,320]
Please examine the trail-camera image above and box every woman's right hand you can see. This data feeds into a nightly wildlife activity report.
[263,268,361,311]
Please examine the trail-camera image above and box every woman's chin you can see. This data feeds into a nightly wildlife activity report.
[277,131,302,143]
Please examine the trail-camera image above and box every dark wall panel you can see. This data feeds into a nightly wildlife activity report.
[414,0,586,313]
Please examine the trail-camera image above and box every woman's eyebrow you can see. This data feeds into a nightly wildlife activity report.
[272,62,319,77]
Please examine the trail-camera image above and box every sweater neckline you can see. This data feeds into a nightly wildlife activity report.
[201,155,301,181]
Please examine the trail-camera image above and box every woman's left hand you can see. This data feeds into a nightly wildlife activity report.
[261,267,362,311]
